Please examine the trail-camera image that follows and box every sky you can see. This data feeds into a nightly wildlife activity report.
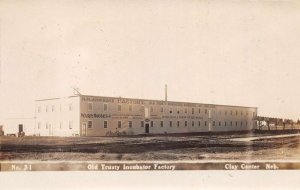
[0,0,300,121]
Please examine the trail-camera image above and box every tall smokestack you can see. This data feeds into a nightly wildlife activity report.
[165,84,168,101]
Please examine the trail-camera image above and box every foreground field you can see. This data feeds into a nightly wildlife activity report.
[1,131,300,161]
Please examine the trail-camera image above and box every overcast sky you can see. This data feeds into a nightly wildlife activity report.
[0,0,300,121]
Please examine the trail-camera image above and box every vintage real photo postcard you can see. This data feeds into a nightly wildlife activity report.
[1,0,300,172]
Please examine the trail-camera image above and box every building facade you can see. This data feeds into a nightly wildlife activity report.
[35,96,80,136]
[35,95,258,136]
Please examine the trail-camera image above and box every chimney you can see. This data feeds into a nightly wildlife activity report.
[165,84,168,101]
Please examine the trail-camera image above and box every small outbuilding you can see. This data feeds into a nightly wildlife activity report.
[2,117,36,136]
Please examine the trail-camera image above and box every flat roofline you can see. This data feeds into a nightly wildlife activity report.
[35,96,79,102]
[4,117,36,120]
[36,98,60,101]
[80,94,257,109]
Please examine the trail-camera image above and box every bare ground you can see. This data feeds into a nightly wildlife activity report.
[1,131,300,161]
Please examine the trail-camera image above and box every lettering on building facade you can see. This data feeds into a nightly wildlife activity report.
[81,113,112,119]
[81,96,216,108]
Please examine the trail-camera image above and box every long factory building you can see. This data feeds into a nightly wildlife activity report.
[34,94,258,137]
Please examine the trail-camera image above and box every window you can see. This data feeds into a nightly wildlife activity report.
[198,109,201,114]
[88,121,92,128]
[192,108,194,114]
[205,109,207,114]
[236,111,238,115]
[219,121,221,126]
[236,122,238,126]
[150,107,153,112]
[129,121,132,128]
[231,121,233,126]
[169,108,173,114]
[104,104,108,112]
[151,121,154,127]
[246,122,248,126]
[88,102,93,111]
[38,106,41,113]
[161,107,164,112]
[185,121,187,127]
[185,108,187,114]
[118,104,122,112]
[145,107,149,118]
[69,121,73,129]
[129,105,132,112]
[141,121,144,127]
[104,121,108,128]
[118,121,121,128]
[241,111,243,116]
[52,105,55,112]
[205,121,207,126]
[225,111,227,115]
[198,121,201,127]
[177,110,180,114]
[169,121,172,127]
[225,122,227,126]
[38,122,41,129]
[160,121,164,127]
[69,103,72,111]
[192,121,194,127]
[230,110,233,115]
[213,121,215,126]
[246,112,248,116]
[241,121,243,126]
[177,121,180,127]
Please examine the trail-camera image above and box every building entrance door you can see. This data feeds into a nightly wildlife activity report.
[145,123,149,134]
[82,123,87,136]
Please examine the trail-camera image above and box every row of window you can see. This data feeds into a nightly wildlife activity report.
[37,102,256,118]
[87,102,255,116]
[87,120,250,129]
[37,121,73,130]
[213,121,249,127]
[37,104,73,113]
[37,120,250,130]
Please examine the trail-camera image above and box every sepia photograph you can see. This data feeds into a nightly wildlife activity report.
[0,0,300,177]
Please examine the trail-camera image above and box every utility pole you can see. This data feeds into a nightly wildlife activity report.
[165,84,167,101]
[0,49,1,83]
